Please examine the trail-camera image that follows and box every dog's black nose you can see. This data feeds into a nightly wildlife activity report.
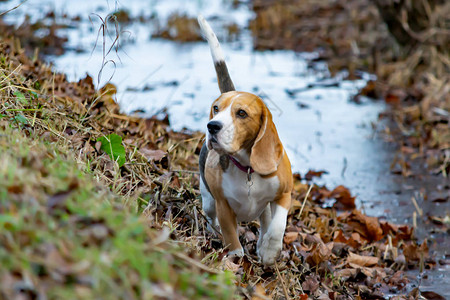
[207,121,223,135]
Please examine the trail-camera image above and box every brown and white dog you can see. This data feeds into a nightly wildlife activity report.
[198,16,293,266]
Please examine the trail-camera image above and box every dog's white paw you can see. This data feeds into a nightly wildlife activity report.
[257,233,282,266]
[227,247,244,258]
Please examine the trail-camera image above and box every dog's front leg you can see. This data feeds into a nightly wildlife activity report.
[258,192,290,266]
[257,204,271,257]
[216,197,244,257]
[200,179,219,233]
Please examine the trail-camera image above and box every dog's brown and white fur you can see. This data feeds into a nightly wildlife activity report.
[198,16,293,266]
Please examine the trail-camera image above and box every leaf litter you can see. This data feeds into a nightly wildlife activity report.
[0,3,446,300]
[251,0,449,178]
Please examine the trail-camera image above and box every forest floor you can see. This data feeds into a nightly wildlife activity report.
[0,0,449,299]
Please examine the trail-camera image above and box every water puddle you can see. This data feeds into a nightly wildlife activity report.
[2,0,448,296]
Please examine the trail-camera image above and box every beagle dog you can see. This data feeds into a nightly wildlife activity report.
[198,16,293,266]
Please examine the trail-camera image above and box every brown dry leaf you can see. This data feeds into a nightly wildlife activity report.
[389,270,409,288]
[293,181,309,194]
[152,13,202,42]
[402,242,419,262]
[95,141,102,152]
[347,252,379,267]
[340,210,384,242]
[385,89,407,104]
[306,242,332,266]
[140,148,167,162]
[396,225,414,241]
[350,233,364,249]
[7,185,23,194]
[402,240,429,263]
[290,199,304,212]
[351,266,376,278]
[317,293,331,300]
[170,174,181,189]
[302,274,320,293]
[252,283,270,300]
[329,185,356,209]
[335,268,358,278]
[315,186,332,200]
[245,230,257,242]
[420,291,446,300]
[221,257,241,273]
[238,256,254,277]
[305,170,328,181]
[380,221,399,236]
[264,280,278,295]
[366,266,387,279]
[333,230,361,249]
[284,231,299,244]
[384,93,401,104]
[302,233,323,245]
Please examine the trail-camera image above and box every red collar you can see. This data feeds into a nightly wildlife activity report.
[228,155,254,174]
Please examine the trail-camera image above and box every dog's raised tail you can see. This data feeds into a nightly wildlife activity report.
[198,15,235,94]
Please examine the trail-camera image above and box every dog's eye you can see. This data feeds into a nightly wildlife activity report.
[237,109,247,118]
[213,105,219,114]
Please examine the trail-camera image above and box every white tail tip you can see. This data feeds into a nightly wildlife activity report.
[197,14,225,63]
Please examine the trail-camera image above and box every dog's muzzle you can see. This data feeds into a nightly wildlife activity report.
[207,120,223,149]
[207,121,222,135]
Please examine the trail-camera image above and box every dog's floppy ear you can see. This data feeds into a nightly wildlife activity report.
[250,105,283,175]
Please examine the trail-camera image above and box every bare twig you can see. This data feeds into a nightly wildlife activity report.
[275,262,290,300]
[0,0,27,17]
[411,194,423,217]
[297,184,313,219]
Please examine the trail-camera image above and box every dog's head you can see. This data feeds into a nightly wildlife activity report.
[206,91,283,175]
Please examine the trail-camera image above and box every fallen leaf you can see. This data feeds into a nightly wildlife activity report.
[335,268,358,278]
[140,148,167,162]
[347,252,379,267]
[293,181,309,194]
[221,257,241,273]
[252,283,269,300]
[302,274,320,292]
[7,185,23,194]
[306,242,332,266]
[284,232,299,244]
[330,185,355,209]
[339,210,383,242]
[389,270,409,288]
[170,174,181,189]
[421,291,446,300]
[245,230,257,242]
[305,170,328,181]
[333,230,361,249]
[402,240,429,262]
[317,293,332,300]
